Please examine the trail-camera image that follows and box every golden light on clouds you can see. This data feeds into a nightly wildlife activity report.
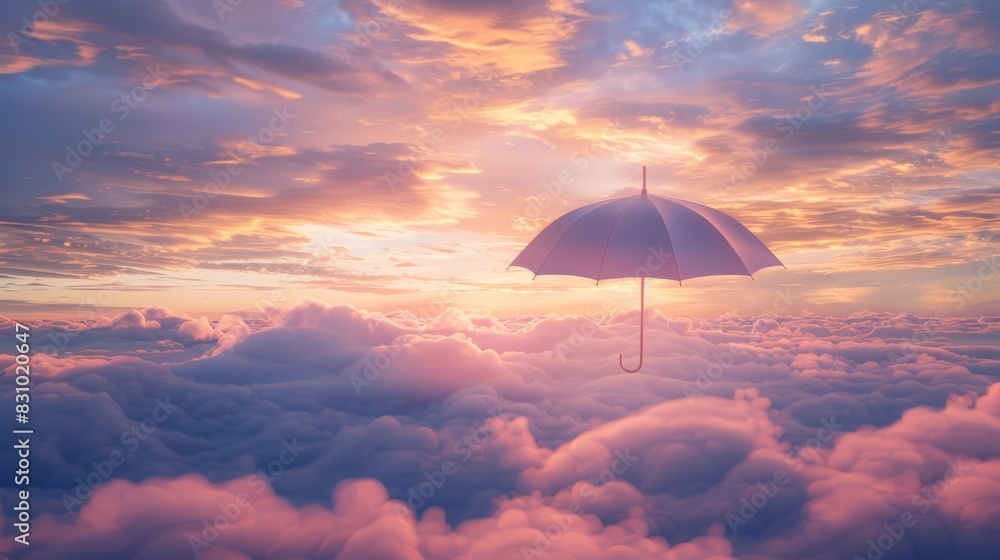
[0,0,996,318]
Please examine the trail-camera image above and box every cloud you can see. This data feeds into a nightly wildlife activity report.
[368,0,585,75]
[1,0,999,316]
[3,300,1000,558]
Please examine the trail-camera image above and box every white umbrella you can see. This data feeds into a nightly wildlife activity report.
[510,166,784,372]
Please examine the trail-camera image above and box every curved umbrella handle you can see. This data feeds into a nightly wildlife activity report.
[620,276,644,373]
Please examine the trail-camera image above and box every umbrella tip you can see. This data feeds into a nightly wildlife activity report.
[642,165,647,194]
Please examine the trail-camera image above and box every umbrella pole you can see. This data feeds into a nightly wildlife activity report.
[620,276,644,373]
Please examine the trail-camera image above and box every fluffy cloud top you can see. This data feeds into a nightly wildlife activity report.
[2,300,999,558]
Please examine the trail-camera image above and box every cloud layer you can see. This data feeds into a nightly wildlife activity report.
[2,300,999,558]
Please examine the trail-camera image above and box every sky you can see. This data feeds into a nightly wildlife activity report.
[0,0,998,319]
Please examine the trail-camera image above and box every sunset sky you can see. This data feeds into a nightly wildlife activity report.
[1,0,999,318]
[4,3,1000,559]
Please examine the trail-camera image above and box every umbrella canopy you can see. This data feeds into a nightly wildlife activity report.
[509,166,783,372]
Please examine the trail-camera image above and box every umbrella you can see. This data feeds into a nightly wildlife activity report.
[509,166,783,372]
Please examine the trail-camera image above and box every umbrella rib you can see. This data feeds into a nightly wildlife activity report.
[666,198,755,278]
[719,229,754,278]
[700,210,755,277]
[595,196,640,284]
[532,203,609,277]
[652,199,683,284]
